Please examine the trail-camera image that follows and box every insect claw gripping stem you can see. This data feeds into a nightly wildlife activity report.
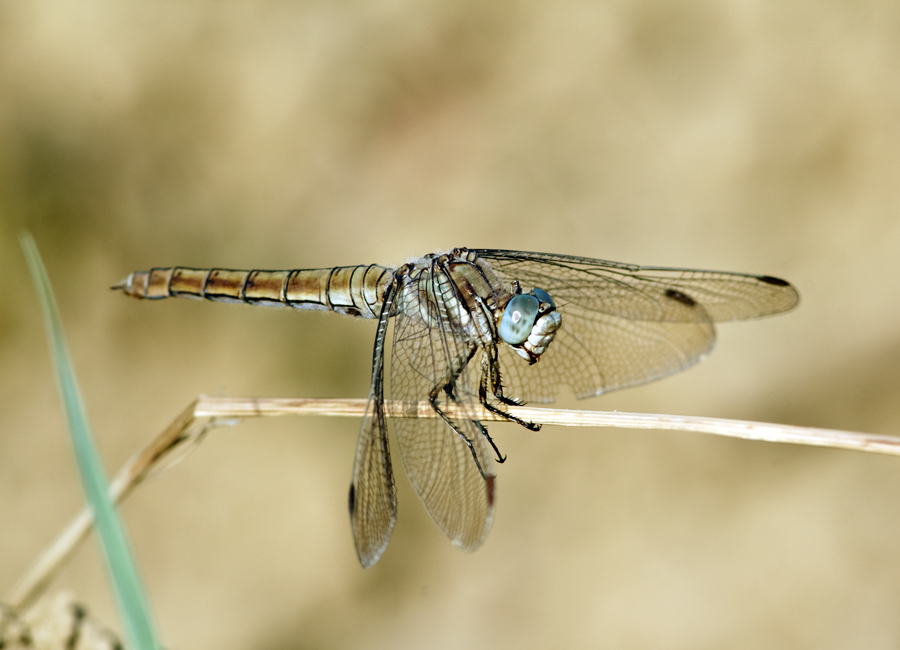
[478,361,543,434]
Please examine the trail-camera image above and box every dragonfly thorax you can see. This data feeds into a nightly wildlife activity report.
[498,287,561,363]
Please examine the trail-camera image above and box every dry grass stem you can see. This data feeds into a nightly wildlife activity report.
[8,395,898,611]
[196,396,900,456]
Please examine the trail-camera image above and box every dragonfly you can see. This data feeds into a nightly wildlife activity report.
[114,247,798,567]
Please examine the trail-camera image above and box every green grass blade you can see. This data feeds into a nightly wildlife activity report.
[20,232,160,650]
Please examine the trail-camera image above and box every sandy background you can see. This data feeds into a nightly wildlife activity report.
[2,1,900,648]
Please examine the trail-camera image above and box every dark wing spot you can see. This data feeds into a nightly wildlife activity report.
[348,483,356,516]
[664,288,697,307]
[486,475,496,507]
[758,275,790,287]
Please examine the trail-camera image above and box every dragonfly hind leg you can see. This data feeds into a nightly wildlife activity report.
[427,345,503,478]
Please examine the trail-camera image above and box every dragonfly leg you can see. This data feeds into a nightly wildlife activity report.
[428,388,496,478]
[426,345,498,479]
[477,416,507,464]
[478,345,542,433]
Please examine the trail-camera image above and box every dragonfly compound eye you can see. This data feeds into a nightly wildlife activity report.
[499,294,540,345]
[531,287,555,309]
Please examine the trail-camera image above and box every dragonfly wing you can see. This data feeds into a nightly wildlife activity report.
[476,249,799,402]
[496,309,716,402]
[388,271,496,552]
[349,280,399,567]
[350,396,397,567]
[476,250,798,322]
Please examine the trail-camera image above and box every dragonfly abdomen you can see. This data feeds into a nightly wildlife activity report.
[113,265,393,318]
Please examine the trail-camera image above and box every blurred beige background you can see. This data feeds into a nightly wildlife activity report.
[2,1,900,648]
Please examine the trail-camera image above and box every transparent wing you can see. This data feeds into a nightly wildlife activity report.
[475,249,799,402]
[388,267,495,552]
[349,281,399,568]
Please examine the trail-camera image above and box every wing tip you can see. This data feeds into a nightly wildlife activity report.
[757,274,791,287]
[756,274,800,315]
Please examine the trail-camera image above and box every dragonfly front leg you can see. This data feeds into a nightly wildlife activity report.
[478,344,542,432]
[427,343,504,478]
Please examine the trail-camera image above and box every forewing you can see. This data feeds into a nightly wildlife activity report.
[389,270,495,552]
[476,249,798,402]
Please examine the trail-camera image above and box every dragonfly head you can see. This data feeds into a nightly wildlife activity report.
[498,288,562,364]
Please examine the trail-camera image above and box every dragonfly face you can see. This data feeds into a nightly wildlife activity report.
[497,287,562,364]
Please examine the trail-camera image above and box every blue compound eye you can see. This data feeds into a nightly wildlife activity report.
[532,287,555,309]
[499,294,540,345]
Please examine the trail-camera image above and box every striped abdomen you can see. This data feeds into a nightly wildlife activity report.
[113,265,394,318]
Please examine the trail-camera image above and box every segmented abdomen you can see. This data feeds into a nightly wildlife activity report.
[113,265,394,318]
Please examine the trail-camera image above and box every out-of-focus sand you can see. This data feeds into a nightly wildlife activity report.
[2,2,900,648]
